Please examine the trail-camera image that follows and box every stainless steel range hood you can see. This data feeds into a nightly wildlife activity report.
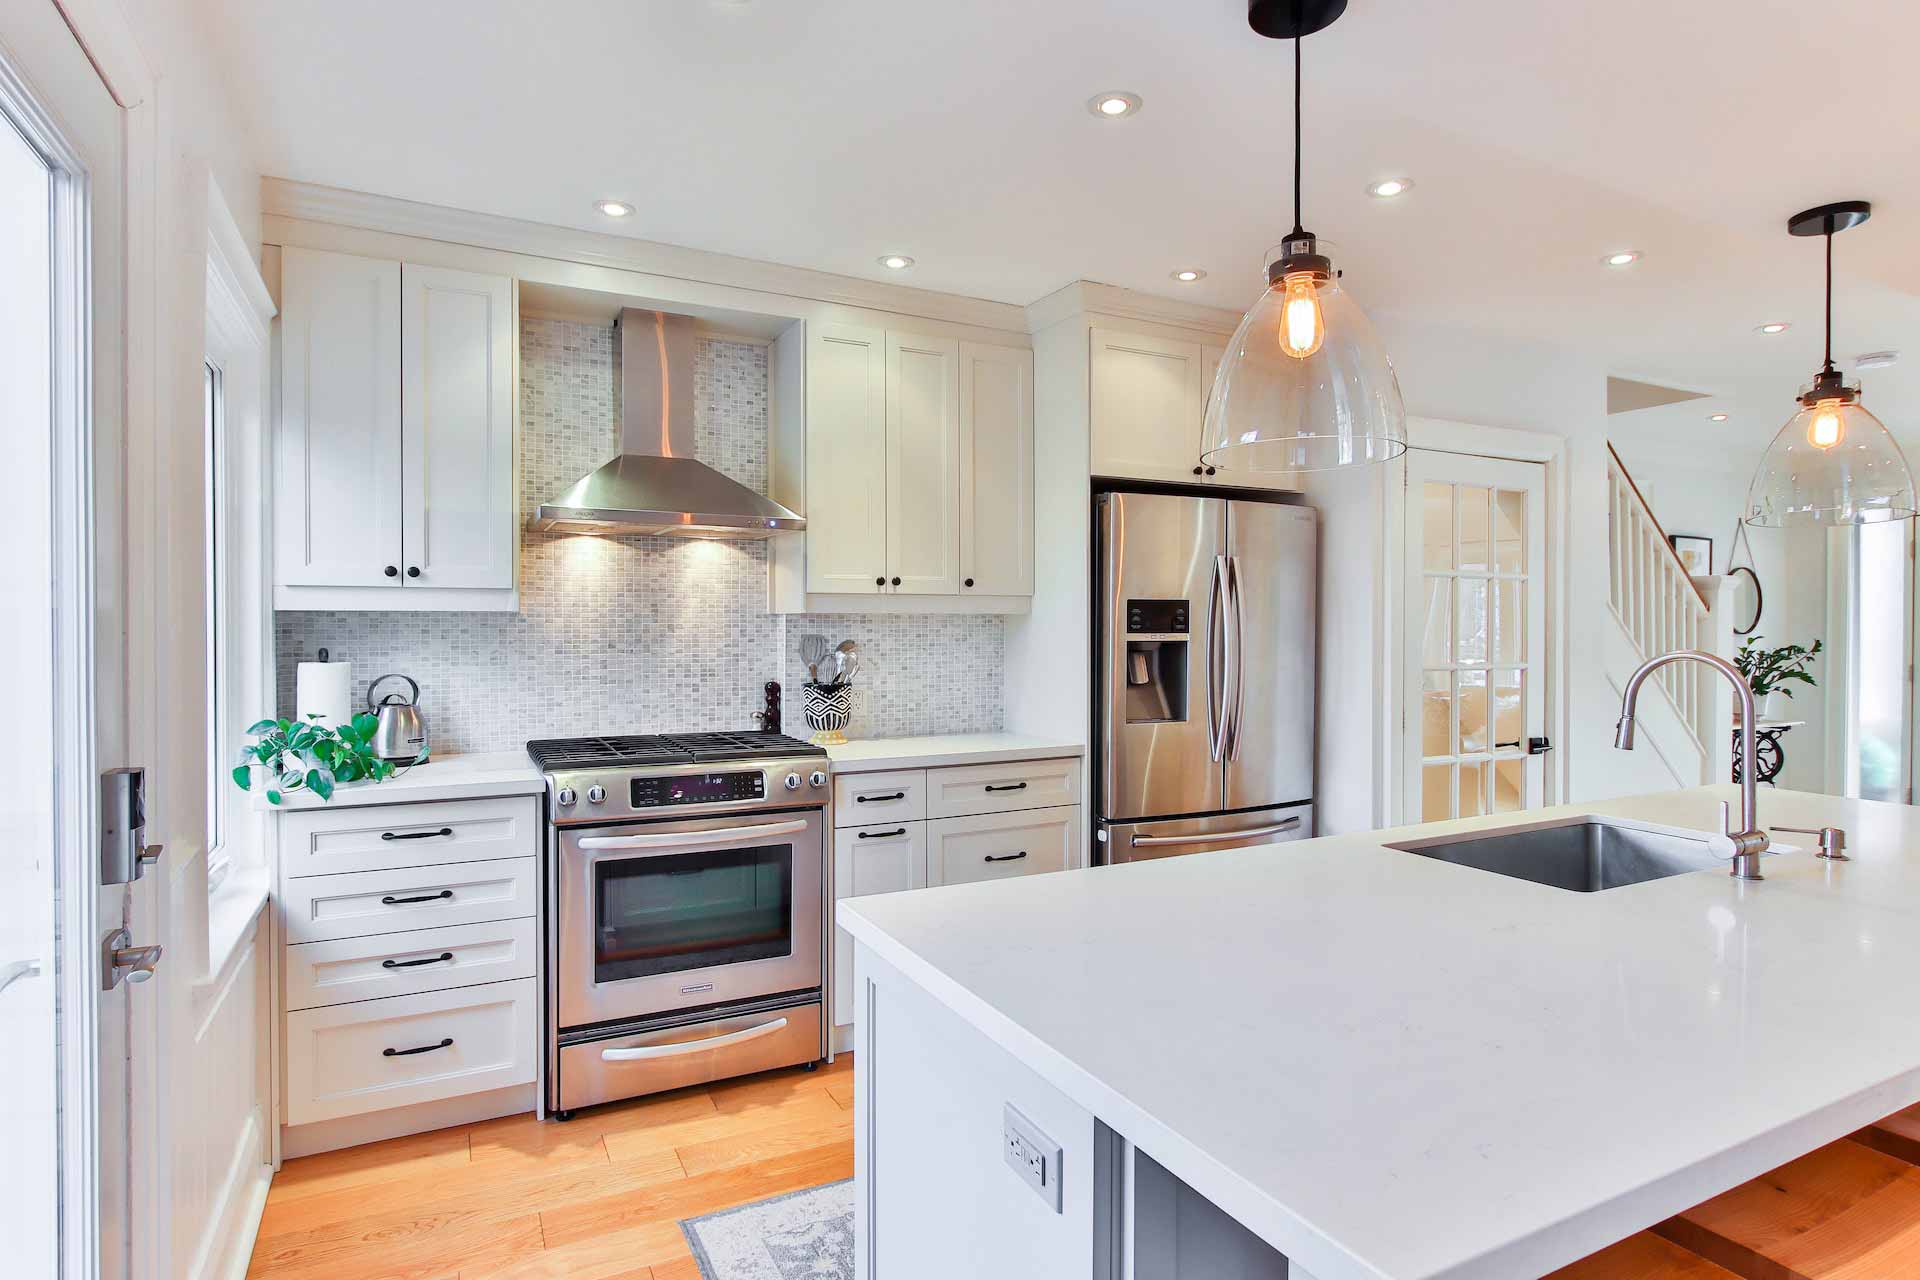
[533,308,804,537]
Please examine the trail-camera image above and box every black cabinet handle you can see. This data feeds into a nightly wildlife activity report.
[964,578,974,588]
[875,576,885,586]
[984,782,1028,793]
[384,565,399,578]
[381,889,453,905]
[890,576,902,586]
[383,1037,453,1057]
[1205,466,1216,476]
[984,851,1029,863]
[382,952,454,970]
[1192,465,1204,475]
[407,566,421,579]
[856,792,905,803]
[857,827,908,839]
[382,827,453,842]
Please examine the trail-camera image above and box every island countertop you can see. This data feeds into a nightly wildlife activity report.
[838,785,1920,1280]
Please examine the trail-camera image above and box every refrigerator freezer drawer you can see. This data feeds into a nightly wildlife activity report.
[1100,805,1314,865]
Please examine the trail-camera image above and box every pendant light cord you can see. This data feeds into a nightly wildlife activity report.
[1823,227,1835,375]
[1291,16,1304,236]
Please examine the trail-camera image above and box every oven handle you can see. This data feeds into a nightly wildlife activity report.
[599,1016,790,1062]
[576,819,810,853]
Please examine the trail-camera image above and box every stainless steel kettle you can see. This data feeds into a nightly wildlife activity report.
[367,673,429,762]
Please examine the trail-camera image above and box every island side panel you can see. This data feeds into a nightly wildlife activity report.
[853,938,1109,1279]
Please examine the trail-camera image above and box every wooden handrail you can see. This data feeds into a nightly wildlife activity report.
[1606,443,1710,612]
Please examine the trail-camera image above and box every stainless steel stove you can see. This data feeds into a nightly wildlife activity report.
[529,731,830,1117]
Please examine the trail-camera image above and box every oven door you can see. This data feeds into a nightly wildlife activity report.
[555,809,824,1029]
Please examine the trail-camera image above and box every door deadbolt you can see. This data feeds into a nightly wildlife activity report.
[102,928,163,990]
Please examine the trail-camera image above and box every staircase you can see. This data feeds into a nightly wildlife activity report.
[1605,444,1736,786]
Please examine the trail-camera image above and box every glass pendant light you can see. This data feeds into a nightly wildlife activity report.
[1202,0,1407,474]
[1744,201,1916,527]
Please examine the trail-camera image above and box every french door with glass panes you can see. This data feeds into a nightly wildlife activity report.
[1403,451,1548,822]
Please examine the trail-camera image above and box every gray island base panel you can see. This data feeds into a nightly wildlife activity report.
[841,785,1920,1279]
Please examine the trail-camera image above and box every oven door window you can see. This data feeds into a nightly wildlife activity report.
[593,842,794,984]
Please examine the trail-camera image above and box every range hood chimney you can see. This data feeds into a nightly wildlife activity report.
[533,308,804,537]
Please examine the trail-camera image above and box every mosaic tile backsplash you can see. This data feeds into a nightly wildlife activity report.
[275,318,1005,754]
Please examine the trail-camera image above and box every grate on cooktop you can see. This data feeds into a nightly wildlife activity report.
[526,731,823,772]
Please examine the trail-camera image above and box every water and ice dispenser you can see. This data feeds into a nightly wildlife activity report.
[1123,598,1189,723]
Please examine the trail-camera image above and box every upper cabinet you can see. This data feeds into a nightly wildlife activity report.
[1089,326,1293,492]
[275,247,518,611]
[775,322,1033,612]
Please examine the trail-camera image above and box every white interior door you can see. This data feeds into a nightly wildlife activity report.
[1402,451,1548,822]
[0,5,135,1276]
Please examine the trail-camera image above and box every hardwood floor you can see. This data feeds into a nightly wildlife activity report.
[247,1055,854,1280]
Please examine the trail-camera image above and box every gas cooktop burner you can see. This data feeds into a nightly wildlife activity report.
[525,731,826,773]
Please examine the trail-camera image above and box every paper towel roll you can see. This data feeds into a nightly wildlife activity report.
[296,661,352,728]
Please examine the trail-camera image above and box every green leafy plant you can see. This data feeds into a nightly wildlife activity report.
[1733,635,1823,700]
[230,713,415,805]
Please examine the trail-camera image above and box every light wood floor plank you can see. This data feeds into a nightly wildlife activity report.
[265,1124,473,1203]
[602,1090,842,1167]
[540,1143,853,1249]
[675,1106,853,1179]
[825,1081,853,1111]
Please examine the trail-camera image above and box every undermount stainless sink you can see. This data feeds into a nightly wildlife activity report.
[1386,818,1736,892]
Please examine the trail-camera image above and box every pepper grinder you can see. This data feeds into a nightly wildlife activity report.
[753,680,783,735]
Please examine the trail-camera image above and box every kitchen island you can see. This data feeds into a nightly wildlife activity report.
[838,785,1920,1279]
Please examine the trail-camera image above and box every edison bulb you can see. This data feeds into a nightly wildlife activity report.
[1808,399,1845,450]
[1278,272,1325,359]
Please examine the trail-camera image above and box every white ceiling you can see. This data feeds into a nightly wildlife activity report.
[201,0,1920,446]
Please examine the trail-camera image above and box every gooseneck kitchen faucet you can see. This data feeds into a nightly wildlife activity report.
[1613,649,1769,880]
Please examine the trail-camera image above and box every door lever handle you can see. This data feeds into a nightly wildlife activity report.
[0,959,41,996]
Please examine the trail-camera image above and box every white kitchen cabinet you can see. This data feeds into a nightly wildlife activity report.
[885,331,961,594]
[1091,327,1294,492]
[276,247,403,589]
[774,322,1033,610]
[275,247,518,609]
[804,323,889,594]
[832,821,928,1027]
[402,263,516,589]
[959,340,1034,596]
[927,805,1078,887]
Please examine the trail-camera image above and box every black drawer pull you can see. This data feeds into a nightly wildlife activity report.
[984,782,1028,793]
[382,827,454,842]
[380,889,453,905]
[382,952,454,970]
[856,792,905,803]
[383,1037,454,1057]
[858,827,908,840]
[984,851,1029,863]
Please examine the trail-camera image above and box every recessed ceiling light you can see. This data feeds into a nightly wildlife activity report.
[1088,91,1142,119]
[1170,268,1207,282]
[1366,178,1412,199]
[1856,349,1900,370]
[1709,413,1730,422]
[878,254,915,271]
[596,200,633,218]
[1603,250,1641,268]
[1756,321,1791,334]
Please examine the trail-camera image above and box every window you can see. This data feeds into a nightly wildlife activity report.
[204,359,230,891]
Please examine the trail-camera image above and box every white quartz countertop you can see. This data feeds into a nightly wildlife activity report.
[824,733,1084,773]
[840,786,1920,1280]
[254,750,544,811]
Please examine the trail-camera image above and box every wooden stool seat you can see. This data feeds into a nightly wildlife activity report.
[1547,1230,1741,1278]
[1654,1138,1920,1279]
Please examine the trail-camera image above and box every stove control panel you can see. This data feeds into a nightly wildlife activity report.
[629,769,767,809]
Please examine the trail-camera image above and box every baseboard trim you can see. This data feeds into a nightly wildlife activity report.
[280,1083,536,1158]
[189,1107,271,1280]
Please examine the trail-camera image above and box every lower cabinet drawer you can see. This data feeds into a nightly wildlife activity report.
[285,979,537,1126]
[557,1001,823,1113]
[285,918,539,1011]
[279,857,536,944]
[928,805,1080,887]
[924,757,1080,819]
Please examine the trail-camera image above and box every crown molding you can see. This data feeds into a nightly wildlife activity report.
[1025,279,1244,338]
[262,178,1030,335]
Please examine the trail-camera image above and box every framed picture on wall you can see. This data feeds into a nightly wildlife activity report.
[1669,534,1712,575]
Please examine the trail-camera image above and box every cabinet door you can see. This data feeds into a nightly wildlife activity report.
[806,324,888,594]
[885,331,961,594]
[401,265,516,589]
[276,247,402,587]
[1090,328,1204,485]
[958,342,1033,596]
[832,821,928,1027]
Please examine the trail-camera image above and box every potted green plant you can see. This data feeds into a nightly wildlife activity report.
[1732,635,1822,721]
[231,713,419,804]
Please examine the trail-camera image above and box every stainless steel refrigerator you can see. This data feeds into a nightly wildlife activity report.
[1094,488,1316,863]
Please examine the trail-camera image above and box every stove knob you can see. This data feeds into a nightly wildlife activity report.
[556,787,577,807]
[783,771,802,791]
[587,784,607,804]
[809,770,828,789]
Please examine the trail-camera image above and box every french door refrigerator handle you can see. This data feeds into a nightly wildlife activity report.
[1225,555,1246,761]
[1206,555,1228,762]
[1130,816,1301,847]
